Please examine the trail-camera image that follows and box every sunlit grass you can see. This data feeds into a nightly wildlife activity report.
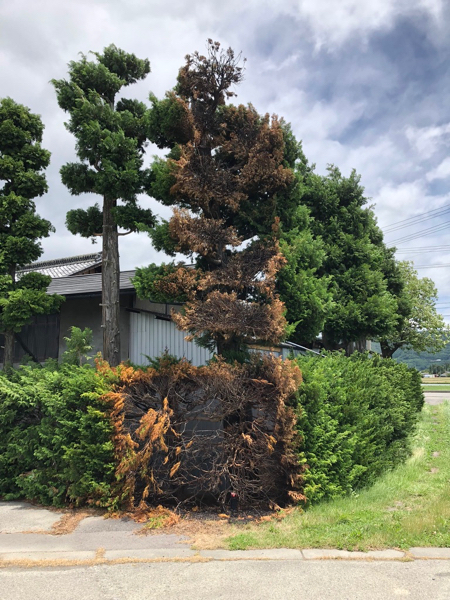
[422,385,450,391]
[226,403,450,551]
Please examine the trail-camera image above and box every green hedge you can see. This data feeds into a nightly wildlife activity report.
[0,353,424,509]
[294,352,424,504]
[0,363,115,507]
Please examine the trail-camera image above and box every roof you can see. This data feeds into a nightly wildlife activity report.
[47,270,136,297]
[18,253,102,278]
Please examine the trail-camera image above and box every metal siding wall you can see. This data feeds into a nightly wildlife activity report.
[130,312,213,366]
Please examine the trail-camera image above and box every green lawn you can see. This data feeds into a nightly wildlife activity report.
[226,402,450,551]
[422,385,450,391]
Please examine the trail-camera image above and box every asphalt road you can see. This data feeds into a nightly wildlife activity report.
[424,390,450,405]
[1,560,450,600]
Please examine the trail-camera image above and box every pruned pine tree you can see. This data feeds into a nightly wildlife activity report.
[135,40,294,359]
[0,98,64,367]
[52,45,155,366]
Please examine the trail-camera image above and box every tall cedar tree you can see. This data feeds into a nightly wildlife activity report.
[274,133,333,346]
[52,45,156,366]
[135,41,293,357]
[0,98,64,367]
[298,165,400,351]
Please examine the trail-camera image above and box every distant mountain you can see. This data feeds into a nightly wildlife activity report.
[393,344,450,372]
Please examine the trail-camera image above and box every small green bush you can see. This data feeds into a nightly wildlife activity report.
[62,326,93,366]
[294,352,424,504]
[0,362,115,506]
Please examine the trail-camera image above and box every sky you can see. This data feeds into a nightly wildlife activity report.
[2,0,450,315]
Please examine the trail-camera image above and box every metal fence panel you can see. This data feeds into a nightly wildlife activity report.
[129,312,213,366]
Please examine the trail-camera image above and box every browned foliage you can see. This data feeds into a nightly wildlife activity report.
[101,356,304,509]
[170,209,242,257]
[154,41,294,356]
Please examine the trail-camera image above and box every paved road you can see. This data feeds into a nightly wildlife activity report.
[1,560,450,600]
[424,391,450,405]
[1,502,450,599]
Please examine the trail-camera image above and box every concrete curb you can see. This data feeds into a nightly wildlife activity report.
[2,547,450,567]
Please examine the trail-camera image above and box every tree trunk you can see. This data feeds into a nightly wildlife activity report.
[3,330,15,368]
[321,330,340,352]
[3,265,16,368]
[102,196,121,366]
[380,340,398,359]
[345,338,367,356]
[216,335,241,359]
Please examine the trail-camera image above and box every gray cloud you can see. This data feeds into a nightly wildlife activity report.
[2,0,450,313]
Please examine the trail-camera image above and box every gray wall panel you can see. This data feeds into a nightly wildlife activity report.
[130,312,213,366]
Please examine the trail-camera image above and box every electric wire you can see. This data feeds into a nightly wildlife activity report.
[383,204,450,233]
[389,220,450,244]
[414,264,450,268]
[396,246,450,254]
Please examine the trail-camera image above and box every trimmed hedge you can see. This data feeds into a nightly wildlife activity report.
[294,352,424,504]
[0,352,424,509]
[0,363,115,506]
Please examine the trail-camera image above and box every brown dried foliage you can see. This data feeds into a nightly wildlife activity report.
[174,292,287,347]
[169,240,288,350]
[170,209,242,258]
[101,356,304,510]
[169,111,292,215]
[152,41,295,356]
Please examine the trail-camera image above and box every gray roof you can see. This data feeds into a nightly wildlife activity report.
[19,253,102,278]
[47,270,136,296]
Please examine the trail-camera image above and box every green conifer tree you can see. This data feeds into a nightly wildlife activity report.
[0,98,63,367]
[52,45,155,366]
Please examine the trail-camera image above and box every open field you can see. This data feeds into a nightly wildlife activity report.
[421,377,450,384]
[223,403,450,551]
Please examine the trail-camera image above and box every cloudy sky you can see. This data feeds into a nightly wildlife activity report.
[2,0,450,315]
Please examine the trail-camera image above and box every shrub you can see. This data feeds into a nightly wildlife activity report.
[100,355,304,509]
[62,326,93,366]
[0,362,115,506]
[0,350,423,511]
[294,352,424,503]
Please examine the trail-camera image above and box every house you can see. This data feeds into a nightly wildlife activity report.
[1,254,99,365]
[17,253,103,278]
[1,254,308,366]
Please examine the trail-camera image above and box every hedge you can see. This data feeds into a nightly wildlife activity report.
[0,362,115,506]
[0,352,424,509]
[294,352,424,504]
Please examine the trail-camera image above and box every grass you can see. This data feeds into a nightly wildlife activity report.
[225,402,450,551]
[422,385,450,391]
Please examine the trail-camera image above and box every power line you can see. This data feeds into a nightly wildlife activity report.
[415,264,450,268]
[397,246,450,250]
[383,204,450,233]
[396,246,450,254]
[390,221,450,244]
[389,220,450,244]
